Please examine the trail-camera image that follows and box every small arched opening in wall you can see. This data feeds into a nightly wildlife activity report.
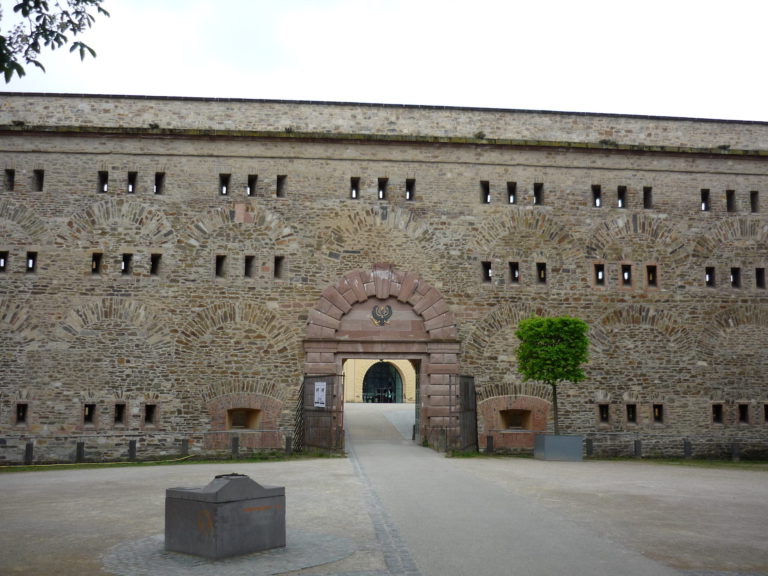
[303,264,460,450]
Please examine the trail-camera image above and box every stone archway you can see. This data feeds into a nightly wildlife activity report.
[304,263,460,447]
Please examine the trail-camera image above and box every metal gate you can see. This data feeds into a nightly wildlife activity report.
[448,374,477,452]
[294,374,344,452]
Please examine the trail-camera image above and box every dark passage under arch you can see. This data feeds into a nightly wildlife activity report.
[363,361,403,403]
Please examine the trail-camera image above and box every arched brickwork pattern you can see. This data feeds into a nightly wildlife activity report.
[55,298,172,351]
[180,205,297,250]
[58,198,176,246]
[0,296,37,341]
[585,213,687,262]
[306,263,457,341]
[590,304,695,354]
[698,304,768,360]
[462,302,541,367]
[691,217,768,258]
[201,377,289,404]
[0,199,47,242]
[476,380,553,404]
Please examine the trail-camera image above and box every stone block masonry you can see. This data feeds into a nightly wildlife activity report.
[1,92,767,462]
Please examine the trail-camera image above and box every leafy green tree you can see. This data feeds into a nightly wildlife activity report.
[0,0,109,82]
[515,316,589,435]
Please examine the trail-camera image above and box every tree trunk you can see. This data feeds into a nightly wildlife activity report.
[551,383,559,436]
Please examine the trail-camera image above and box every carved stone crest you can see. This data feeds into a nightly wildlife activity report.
[370,304,393,326]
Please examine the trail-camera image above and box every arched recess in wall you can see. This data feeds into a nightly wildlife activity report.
[585,213,688,265]
[180,204,297,249]
[690,217,768,259]
[0,199,48,244]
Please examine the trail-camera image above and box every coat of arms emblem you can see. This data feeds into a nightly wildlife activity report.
[370,304,393,326]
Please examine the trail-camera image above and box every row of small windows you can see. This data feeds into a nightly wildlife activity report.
[598,403,768,426]
[349,177,416,201]
[215,254,285,279]
[700,188,760,213]
[12,401,158,427]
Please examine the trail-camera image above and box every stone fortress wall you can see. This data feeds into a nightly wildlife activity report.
[1,93,767,462]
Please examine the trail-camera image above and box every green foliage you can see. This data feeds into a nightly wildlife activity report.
[0,0,109,82]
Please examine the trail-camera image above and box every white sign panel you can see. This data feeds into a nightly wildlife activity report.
[314,381,327,408]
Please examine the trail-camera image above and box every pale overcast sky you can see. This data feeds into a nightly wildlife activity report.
[3,0,767,121]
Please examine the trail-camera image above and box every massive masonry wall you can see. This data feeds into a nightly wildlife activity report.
[1,93,767,462]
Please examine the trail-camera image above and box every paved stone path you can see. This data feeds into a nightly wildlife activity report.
[1,403,767,575]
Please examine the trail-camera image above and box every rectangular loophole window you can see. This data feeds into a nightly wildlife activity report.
[653,404,664,423]
[16,403,28,424]
[154,172,165,195]
[4,169,15,191]
[592,184,602,207]
[730,267,741,288]
[500,409,532,430]
[26,251,37,273]
[121,253,133,275]
[215,254,226,277]
[378,177,388,200]
[350,177,360,199]
[244,255,255,278]
[481,180,491,204]
[273,255,284,279]
[228,408,261,429]
[594,263,605,286]
[481,261,492,282]
[764,404,768,424]
[646,265,658,288]
[33,169,44,191]
[127,171,137,193]
[98,171,109,193]
[705,266,716,287]
[598,404,609,423]
[247,174,258,196]
[0,251,8,272]
[144,404,157,426]
[756,267,765,289]
[405,178,415,201]
[701,189,710,211]
[643,186,653,209]
[621,264,632,286]
[219,173,231,195]
[726,189,736,212]
[114,403,126,425]
[536,262,547,284]
[276,174,287,198]
[712,403,724,424]
[750,190,759,213]
[507,182,517,204]
[150,253,162,276]
[83,403,96,425]
[533,182,544,205]
[738,403,750,424]
[509,261,520,284]
[91,252,103,275]
[617,185,627,208]
[626,404,637,424]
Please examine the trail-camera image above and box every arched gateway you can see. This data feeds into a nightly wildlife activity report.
[302,263,461,449]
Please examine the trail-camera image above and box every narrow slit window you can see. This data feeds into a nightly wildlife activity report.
[378,177,388,200]
[150,253,161,276]
[98,171,109,193]
[114,403,126,425]
[219,173,231,195]
[533,182,543,205]
[643,186,653,209]
[26,251,37,273]
[83,403,96,425]
[481,180,491,204]
[621,264,632,286]
[91,252,103,275]
[701,189,710,211]
[244,255,255,278]
[705,266,716,287]
[33,169,44,191]
[144,404,157,425]
[16,403,28,424]
[507,182,517,204]
[653,404,664,423]
[738,403,749,424]
[481,261,492,282]
[726,189,736,212]
[509,261,520,284]
[756,267,765,289]
[598,404,609,423]
[617,185,627,208]
[121,253,133,275]
[730,267,741,288]
[215,254,226,277]
[646,265,658,288]
[750,190,759,213]
[246,174,257,196]
[764,404,768,424]
[626,404,637,424]
[594,263,605,286]
[154,172,165,195]
[127,171,137,193]
[350,177,360,199]
[592,184,602,207]
[405,178,415,201]
[712,403,723,424]
[536,262,547,284]
[4,169,15,191]
[276,174,287,198]
[273,255,284,279]
[0,251,7,272]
